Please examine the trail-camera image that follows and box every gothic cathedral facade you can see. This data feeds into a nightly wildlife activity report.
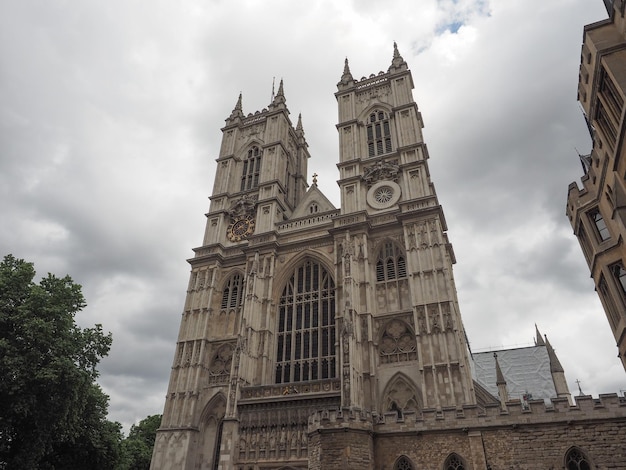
[151,45,626,470]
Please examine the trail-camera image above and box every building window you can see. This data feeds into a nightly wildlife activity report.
[598,275,621,329]
[240,146,262,191]
[589,209,610,241]
[611,262,626,294]
[564,447,592,470]
[309,203,319,214]
[393,456,415,470]
[367,111,392,157]
[599,68,624,122]
[276,260,336,384]
[595,101,618,149]
[221,274,244,309]
[444,453,466,470]
[376,242,407,282]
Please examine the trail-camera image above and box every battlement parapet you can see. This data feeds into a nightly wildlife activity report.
[309,394,626,435]
[308,407,373,433]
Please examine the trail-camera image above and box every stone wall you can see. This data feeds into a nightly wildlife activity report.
[309,394,626,469]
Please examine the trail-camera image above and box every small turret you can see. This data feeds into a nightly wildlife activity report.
[226,93,244,123]
[337,57,355,88]
[269,78,286,109]
[545,334,572,404]
[494,352,509,411]
[388,42,408,73]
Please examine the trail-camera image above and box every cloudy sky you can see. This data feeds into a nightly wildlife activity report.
[2,0,624,432]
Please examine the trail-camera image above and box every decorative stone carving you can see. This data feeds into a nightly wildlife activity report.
[362,159,400,187]
[226,195,256,221]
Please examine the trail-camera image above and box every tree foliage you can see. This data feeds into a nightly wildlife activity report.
[119,414,162,470]
[0,255,122,469]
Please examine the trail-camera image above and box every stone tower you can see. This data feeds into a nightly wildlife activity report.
[151,45,476,470]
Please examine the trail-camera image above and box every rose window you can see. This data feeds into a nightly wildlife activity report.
[374,186,394,204]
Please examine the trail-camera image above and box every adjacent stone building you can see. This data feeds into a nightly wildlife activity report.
[151,43,626,469]
[567,0,626,371]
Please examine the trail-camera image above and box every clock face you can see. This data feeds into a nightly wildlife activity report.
[227,215,255,242]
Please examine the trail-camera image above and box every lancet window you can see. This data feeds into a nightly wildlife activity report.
[221,274,244,309]
[367,111,392,157]
[376,242,407,282]
[393,456,415,470]
[565,447,592,470]
[241,146,262,191]
[275,260,336,384]
[444,453,466,470]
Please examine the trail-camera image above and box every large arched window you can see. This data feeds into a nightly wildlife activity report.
[444,453,466,470]
[276,260,336,383]
[565,447,592,470]
[221,274,244,309]
[376,242,407,282]
[393,456,415,470]
[367,111,392,157]
[241,146,262,191]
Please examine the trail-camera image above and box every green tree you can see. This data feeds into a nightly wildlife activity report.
[0,254,123,469]
[119,414,162,470]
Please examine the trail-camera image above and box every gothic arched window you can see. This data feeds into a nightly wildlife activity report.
[376,241,407,282]
[565,447,592,470]
[393,456,415,470]
[444,453,466,470]
[221,274,244,309]
[276,260,336,383]
[241,146,262,191]
[367,111,392,157]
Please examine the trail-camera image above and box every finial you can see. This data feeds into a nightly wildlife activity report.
[235,92,242,111]
[296,113,303,131]
[271,77,275,103]
[575,379,585,396]
[312,173,318,185]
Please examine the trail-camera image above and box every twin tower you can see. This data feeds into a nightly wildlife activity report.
[151,45,487,469]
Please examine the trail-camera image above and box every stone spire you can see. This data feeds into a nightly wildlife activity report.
[227,93,244,122]
[388,42,408,73]
[544,334,573,404]
[544,335,564,373]
[296,113,303,132]
[494,352,509,410]
[337,57,355,89]
[534,324,545,346]
[269,79,287,109]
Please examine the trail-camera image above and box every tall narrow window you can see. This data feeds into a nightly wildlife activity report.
[611,262,626,294]
[565,447,592,470]
[599,275,621,329]
[221,274,244,309]
[589,209,610,241]
[240,146,262,191]
[376,242,407,282]
[367,111,392,157]
[276,260,336,384]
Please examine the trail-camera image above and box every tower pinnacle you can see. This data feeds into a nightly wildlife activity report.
[227,93,244,121]
[389,42,408,73]
[269,78,286,109]
[337,57,355,88]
